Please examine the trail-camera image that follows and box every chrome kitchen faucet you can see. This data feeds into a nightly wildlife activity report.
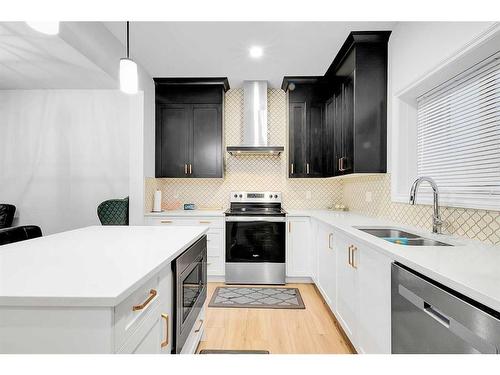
[409,177,443,234]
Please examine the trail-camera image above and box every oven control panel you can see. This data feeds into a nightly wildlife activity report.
[230,191,282,203]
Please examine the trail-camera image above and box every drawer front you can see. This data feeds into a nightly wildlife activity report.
[114,274,160,350]
[146,217,223,229]
[207,255,224,275]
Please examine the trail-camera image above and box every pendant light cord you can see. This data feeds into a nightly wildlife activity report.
[126,21,130,59]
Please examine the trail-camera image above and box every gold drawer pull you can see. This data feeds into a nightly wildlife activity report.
[348,245,352,266]
[161,313,169,348]
[199,221,211,224]
[160,220,173,224]
[194,319,204,333]
[132,289,157,311]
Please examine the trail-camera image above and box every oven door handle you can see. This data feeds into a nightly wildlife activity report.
[225,216,286,222]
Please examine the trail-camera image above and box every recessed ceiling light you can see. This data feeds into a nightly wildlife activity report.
[249,46,263,59]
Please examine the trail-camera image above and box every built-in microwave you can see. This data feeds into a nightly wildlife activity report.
[172,236,207,354]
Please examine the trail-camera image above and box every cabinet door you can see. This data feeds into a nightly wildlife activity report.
[286,217,310,277]
[324,97,335,177]
[357,243,391,354]
[333,89,344,176]
[156,104,190,178]
[317,222,336,310]
[289,102,306,177]
[335,232,358,343]
[158,267,173,354]
[341,75,354,174]
[307,103,324,177]
[191,104,222,178]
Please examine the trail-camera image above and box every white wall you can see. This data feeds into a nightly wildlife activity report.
[0,90,141,235]
[59,22,156,224]
[387,21,499,208]
[387,21,496,173]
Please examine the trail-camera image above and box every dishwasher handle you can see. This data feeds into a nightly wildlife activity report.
[398,284,498,354]
[424,302,450,328]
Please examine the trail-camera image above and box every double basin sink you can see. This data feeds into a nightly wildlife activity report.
[355,227,453,247]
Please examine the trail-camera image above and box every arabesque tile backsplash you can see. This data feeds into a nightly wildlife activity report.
[145,88,500,245]
[145,89,343,211]
[342,174,500,245]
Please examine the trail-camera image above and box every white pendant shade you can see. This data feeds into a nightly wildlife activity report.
[26,21,60,35]
[119,58,138,94]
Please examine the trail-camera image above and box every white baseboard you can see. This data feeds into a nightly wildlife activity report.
[207,275,313,284]
[286,276,314,284]
[207,275,225,283]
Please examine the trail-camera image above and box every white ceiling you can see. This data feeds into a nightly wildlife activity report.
[0,22,116,89]
[104,22,396,88]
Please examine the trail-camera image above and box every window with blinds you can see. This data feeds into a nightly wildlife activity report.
[416,54,500,203]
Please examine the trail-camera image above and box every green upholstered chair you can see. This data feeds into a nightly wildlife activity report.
[97,197,129,225]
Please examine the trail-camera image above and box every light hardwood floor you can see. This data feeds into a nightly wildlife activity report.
[197,283,355,354]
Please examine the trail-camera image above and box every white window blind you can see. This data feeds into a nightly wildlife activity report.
[416,54,500,205]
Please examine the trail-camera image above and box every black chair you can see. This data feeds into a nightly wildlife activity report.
[0,204,16,229]
[0,225,43,246]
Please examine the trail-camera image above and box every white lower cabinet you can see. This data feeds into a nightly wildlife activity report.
[335,230,391,354]
[286,217,311,278]
[290,216,391,354]
[316,221,336,311]
[357,239,392,354]
[145,215,225,277]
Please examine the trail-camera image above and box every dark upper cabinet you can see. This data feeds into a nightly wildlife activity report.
[191,104,222,178]
[156,104,190,177]
[325,32,389,175]
[286,79,328,178]
[283,30,390,178]
[154,79,228,178]
[289,102,307,176]
[308,103,324,176]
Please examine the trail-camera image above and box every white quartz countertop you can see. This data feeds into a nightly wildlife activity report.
[0,226,207,307]
[288,210,500,312]
[145,210,225,217]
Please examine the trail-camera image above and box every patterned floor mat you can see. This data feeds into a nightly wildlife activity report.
[208,286,305,309]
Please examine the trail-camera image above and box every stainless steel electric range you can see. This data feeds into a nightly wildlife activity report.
[225,191,286,285]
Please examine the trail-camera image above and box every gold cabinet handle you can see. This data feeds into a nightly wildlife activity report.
[184,164,188,174]
[189,164,192,174]
[306,163,310,174]
[291,163,294,174]
[132,289,157,311]
[161,313,169,348]
[352,246,358,269]
[328,233,333,249]
[160,220,173,224]
[199,221,211,224]
[348,245,352,266]
[194,319,204,333]
[288,221,292,232]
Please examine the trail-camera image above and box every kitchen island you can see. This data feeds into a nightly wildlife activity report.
[0,226,208,354]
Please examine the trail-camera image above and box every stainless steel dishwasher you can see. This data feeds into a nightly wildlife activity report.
[391,262,500,354]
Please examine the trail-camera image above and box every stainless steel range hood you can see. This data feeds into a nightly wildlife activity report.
[227,81,284,155]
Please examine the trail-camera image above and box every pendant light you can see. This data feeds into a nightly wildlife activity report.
[120,21,138,94]
[26,21,60,35]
